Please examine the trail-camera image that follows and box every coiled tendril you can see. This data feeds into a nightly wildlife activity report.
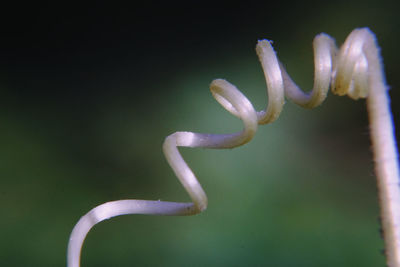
[67,28,400,267]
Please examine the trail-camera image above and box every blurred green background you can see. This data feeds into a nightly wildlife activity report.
[1,1,399,266]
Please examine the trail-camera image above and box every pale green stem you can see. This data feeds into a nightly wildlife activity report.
[363,32,400,267]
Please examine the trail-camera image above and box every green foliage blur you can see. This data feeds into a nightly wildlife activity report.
[1,1,399,266]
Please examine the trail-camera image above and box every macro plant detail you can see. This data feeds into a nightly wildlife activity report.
[67,28,400,267]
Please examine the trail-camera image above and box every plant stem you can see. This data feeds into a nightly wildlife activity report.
[364,31,400,267]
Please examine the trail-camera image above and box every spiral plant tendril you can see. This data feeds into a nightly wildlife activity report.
[67,28,400,267]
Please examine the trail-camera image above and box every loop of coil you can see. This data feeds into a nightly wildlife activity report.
[67,28,380,267]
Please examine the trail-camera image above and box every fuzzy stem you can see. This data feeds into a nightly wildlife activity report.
[363,33,400,267]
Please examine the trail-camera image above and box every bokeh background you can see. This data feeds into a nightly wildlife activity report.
[1,1,399,266]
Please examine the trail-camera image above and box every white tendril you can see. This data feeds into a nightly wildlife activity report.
[67,28,400,267]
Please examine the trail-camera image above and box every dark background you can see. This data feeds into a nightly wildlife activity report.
[1,1,399,266]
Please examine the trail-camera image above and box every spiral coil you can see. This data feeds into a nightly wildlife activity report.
[164,28,374,212]
[67,28,398,267]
